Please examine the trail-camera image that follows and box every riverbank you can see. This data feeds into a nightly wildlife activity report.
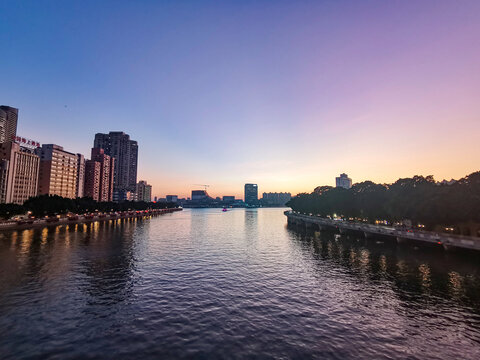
[285,210,480,252]
[0,208,182,232]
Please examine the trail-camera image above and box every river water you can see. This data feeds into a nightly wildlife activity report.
[1,208,480,359]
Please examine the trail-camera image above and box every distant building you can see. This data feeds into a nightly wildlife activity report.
[76,153,85,198]
[113,189,135,202]
[0,106,18,143]
[166,195,178,203]
[244,183,258,206]
[0,141,39,204]
[136,180,152,202]
[335,173,352,189]
[94,132,138,197]
[223,195,235,204]
[262,192,291,206]
[192,190,208,201]
[36,144,78,199]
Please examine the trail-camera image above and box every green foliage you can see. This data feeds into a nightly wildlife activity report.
[287,172,480,229]
[0,195,178,219]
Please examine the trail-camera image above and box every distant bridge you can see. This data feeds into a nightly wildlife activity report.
[284,211,480,252]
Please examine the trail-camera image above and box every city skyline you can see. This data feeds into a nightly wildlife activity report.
[2,1,480,198]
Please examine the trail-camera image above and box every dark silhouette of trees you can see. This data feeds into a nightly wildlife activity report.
[0,195,178,219]
[287,172,480,230]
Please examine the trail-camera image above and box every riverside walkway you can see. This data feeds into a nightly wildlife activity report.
[0,208,183,232]
[285,210,480,252]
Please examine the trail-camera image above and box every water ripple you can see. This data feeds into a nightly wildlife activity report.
[1,208,480,359]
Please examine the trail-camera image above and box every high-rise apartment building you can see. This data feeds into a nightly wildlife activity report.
[36,144,78,198]
[93,132,138,197]
[76,153,85,198]
[84,160,101,201]
[83,148,115,202]
[0,106,18,143]
[244,183,258,206]
[136,180,152,202]
[336,173,352,189]
[0,141,40,204]
[0,160,8,203]
[0,108,7,144]
[91,148,115,202]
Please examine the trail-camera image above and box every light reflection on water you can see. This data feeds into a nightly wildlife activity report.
[0,208,480,359]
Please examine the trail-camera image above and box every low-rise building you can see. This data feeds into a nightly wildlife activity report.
[222,196,235,204]
[166,195,178,203]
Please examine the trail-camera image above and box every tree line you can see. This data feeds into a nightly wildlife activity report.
[286,172,480,230]
[0,195,178,219]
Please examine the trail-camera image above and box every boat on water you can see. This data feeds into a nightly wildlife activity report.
[222,208,228,212]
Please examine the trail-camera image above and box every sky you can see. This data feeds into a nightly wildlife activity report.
[1,0,480,199]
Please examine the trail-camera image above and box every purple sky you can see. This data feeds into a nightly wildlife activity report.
[1,0,480,198]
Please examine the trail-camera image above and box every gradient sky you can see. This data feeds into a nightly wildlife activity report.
[1,0,480,199]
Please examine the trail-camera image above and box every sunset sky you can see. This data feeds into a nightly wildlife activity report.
[1,0,480,199]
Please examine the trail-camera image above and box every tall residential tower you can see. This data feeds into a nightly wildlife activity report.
[93,132,138,200]
[0,106,18,143]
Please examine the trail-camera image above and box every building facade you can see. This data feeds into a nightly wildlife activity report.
[166,195,178,203]
[93,132,138,197]
[113,189,135,202]
[84,160,101,201]
[222,196,235,204]
[0,160,8,203]
[244,183,258,206]
[335,173,352,189]
[192,190,209,201]
[91,148,115,202]
[0,141,40,204]
[0,106,18,143]
[136,180,152,202]
[36,144,78,198]
[76,153,85,198]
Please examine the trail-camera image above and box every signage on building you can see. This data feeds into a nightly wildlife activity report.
[11,135,41,148]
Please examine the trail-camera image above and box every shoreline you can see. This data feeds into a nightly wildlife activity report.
[0,208,183,232]
[285,211,480,252]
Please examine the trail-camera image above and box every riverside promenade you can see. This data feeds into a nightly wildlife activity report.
[0,208,183,232]
[285,210,480,252]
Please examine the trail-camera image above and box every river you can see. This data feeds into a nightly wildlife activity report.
[1,208,480,359]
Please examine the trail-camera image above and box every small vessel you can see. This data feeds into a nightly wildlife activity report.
[222,208,228,212]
